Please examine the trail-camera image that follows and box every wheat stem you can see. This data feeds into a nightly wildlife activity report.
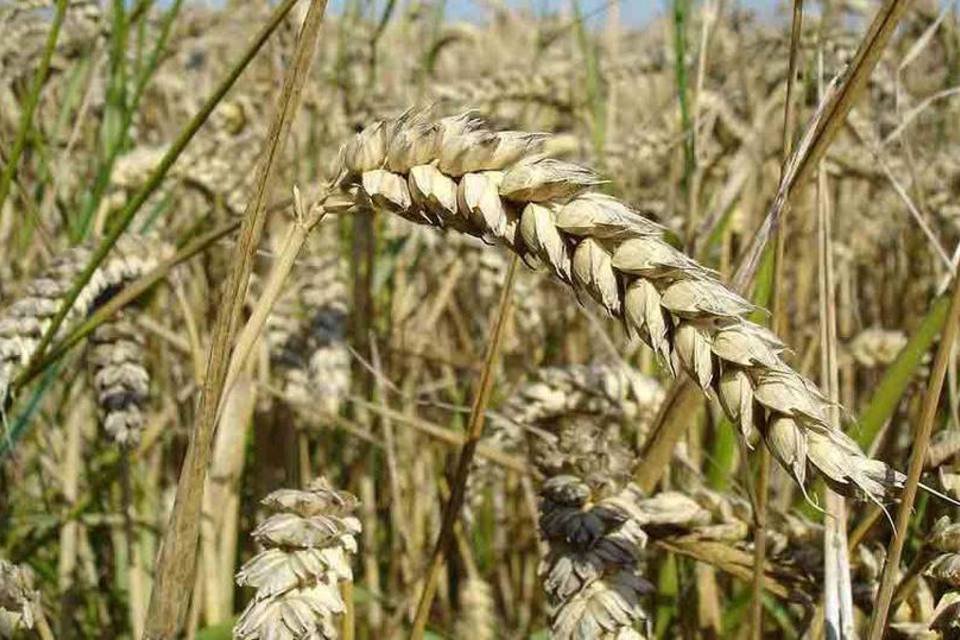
[410,255,518,639]
[866,266,960,638]
[143,2,327,635]
[218,192,326,420]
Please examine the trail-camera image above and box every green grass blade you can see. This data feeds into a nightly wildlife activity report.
[0,0,70,218]
[854,295,950,449]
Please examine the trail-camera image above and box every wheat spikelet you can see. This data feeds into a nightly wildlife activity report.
[87,313,150,445]
[538,475,652,640]
[924,517,960,590]
[233,477,360,640]
[0,236,171,407]
[0,558,36,637]
[330,110,904,503]
[908,517,960,636]
[846,327,908,369]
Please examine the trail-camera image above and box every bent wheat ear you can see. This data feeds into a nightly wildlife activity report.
[0,237,172,407]
[333,111,904,502]
[234,477,360,640]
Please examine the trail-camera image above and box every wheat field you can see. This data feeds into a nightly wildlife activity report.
[1,0,960,638]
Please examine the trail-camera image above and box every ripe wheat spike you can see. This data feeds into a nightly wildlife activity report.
[0,237,172,407]
[539,476,711,639]
[87,313,150,446]
[263,228,350,415]
[233,477,360,640]
[330,110,904,503]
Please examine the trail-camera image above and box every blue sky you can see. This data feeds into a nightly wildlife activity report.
[325,1,783,26]
[440,1,779,25]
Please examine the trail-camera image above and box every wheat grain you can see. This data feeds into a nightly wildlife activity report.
[330,110,904,503]
[233,477,360,640]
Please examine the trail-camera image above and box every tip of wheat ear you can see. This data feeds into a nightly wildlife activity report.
[330,109,906,503]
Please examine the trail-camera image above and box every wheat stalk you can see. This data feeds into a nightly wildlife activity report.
[233,477,360,640]
[328,110,903,503]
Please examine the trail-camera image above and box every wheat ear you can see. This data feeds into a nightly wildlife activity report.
[87,313,150,445]
[539,476,712,639]
[0,237,172,407]
[487,364,663,456]
[233,477,360,640]
[330,110,904,503]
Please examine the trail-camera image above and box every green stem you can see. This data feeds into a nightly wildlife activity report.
[672,0,694,196]
[73,0,183,240]
[855,295,950,449]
